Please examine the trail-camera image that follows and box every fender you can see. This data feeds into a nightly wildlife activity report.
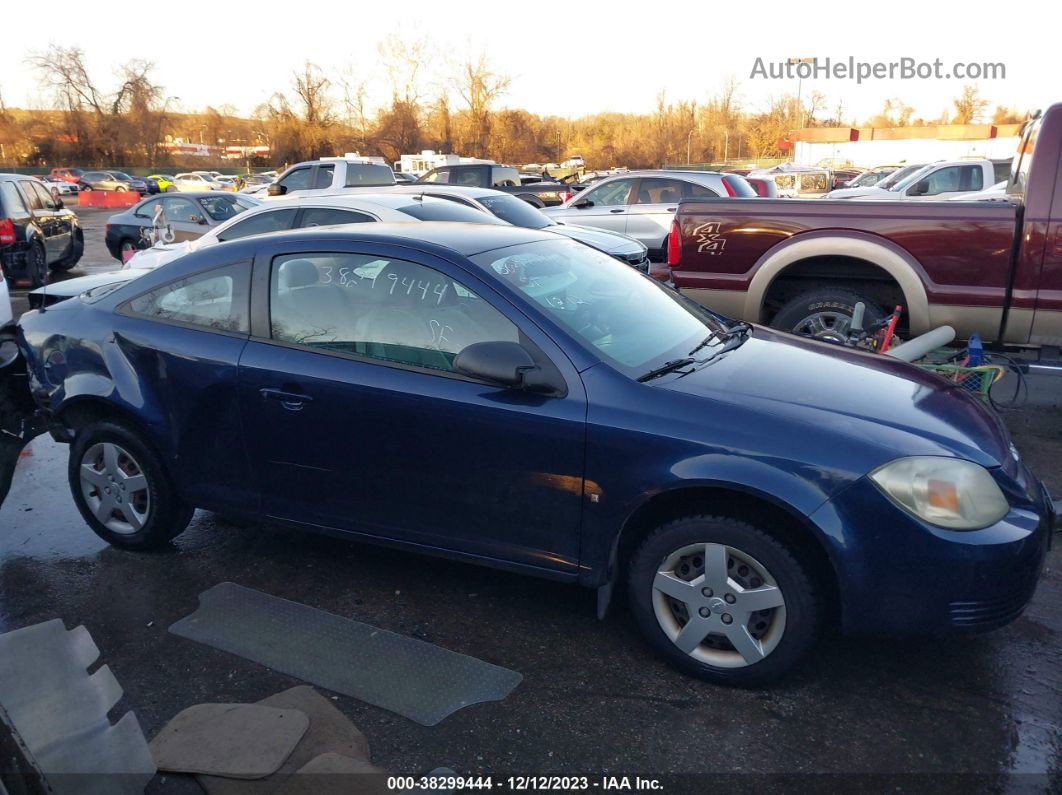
[590,455,851,619]
[743,230,932,334]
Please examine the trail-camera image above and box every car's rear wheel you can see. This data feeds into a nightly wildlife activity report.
[27,241,47,288]
[118,238,139,259]
[770,287,885,342]
[628,515,821,685]
[69,420,193,549]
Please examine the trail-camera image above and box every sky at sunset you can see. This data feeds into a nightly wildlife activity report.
[3,0,1049,124]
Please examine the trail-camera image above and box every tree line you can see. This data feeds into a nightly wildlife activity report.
[0,44,1030,170]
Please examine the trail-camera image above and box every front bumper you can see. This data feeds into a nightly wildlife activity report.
[809,472,1051,635]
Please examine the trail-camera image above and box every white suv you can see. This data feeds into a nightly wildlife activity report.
[266,158,395,199]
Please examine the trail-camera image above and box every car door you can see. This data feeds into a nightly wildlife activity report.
[114,261,256,511]
[236,241,588,574]
[904,165,981,200]
[158,196,211,241]
[29,181,71,260]
[624,177,697,252]
[274,166,314,198]
[557,177,635,235]
[16,181,56,259]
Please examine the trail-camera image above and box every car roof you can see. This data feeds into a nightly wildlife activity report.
[263,192,461,211]
[234,222,556,257]
[377,184,509,201]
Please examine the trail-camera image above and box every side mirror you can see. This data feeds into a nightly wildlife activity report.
[267,183,287,196]
[454,341,538,388]
[54,198,64,209]
[189,214,207,225]
[572,198,593,208]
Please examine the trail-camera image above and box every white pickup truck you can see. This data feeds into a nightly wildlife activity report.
[266,157,396,199]
[826,159,1000,201]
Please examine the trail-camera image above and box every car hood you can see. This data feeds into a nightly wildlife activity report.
[29,269,150,299]
[548,224,645,256]
[656,327,1012,470]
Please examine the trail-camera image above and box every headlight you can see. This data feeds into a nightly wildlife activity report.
[870,456,1009,530]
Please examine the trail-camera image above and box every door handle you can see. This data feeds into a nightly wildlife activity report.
[609,208,625,214]
[259,387,313,410]
[666,207,677,212]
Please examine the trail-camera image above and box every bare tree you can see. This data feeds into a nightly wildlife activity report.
[455,51,510,157]
[952,85,989,124]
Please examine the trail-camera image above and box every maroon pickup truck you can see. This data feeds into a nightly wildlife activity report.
[667,102,1062,358]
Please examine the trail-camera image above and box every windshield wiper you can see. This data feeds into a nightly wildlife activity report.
[637,357,696,383]
[688,321,752,357]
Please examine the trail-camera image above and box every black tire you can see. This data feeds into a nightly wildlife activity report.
[770,287,885,342]
[26,240,47,289]
[117,238,140,261]
[52,229,84,271]
[114,186,127,193]
[628,515,821,686]
[68,420,193,550]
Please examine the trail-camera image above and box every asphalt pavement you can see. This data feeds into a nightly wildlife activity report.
[0,207,1059,791]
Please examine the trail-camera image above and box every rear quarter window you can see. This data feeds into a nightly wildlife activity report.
[0,182,29,217]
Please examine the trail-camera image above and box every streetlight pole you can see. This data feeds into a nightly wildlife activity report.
[687,126,697,165]
[723,130,729,163]
[788,57,814,129]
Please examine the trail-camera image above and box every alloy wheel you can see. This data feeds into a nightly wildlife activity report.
[792,310,851,342]
[79,442,151,534]
[652,542,786,668]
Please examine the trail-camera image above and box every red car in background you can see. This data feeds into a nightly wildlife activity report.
[745,177,779,198]
[48,168,85,183]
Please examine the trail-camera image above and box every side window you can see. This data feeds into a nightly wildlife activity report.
[685,182,720,198]
[269,253,520,374]
[491,167,519,187]
[922,167,962,195]
[30,181,56,207]
[299,208,375,227]
[216,208,297,242]
[124,262,250,333]
[134,200,160,218]
[0,182,29,216]
[582,178,634,207]
[312,165,335,189]
[160,198,198,223]
[451,167,482,187]
[18,182,43,211]
[633,178,684,205]
[964,166,984,191]
[277,168,312,192]
[420,169,450,184]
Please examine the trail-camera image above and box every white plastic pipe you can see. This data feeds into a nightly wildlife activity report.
[885,326,956,362]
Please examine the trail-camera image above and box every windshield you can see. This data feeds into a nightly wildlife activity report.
[475,193,553,229]
[198,195,252,221]
[470,239,725,373]
[884,165,928,191]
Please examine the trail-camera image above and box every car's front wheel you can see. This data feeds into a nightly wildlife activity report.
[69,420,193,549]
[628,515,821,685]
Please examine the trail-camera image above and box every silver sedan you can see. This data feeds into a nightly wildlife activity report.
[543,170,756,257]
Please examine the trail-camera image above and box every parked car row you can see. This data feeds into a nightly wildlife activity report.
[0,173,84,289]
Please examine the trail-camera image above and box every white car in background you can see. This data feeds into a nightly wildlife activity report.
[25,193,508,304]
[172,173,222,192]
[827,160,996,201]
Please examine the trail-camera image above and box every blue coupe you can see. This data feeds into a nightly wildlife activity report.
[15,223,1053,684]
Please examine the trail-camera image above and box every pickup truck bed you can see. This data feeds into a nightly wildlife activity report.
[672,197,1019,340]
